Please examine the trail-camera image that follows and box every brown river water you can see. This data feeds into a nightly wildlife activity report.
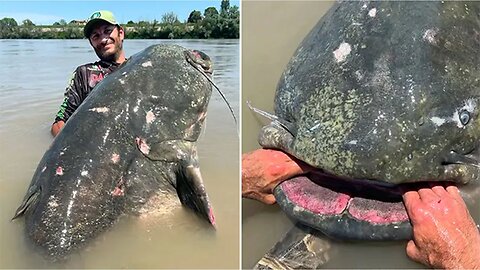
[242,1,480,268]
[0,39,239,268]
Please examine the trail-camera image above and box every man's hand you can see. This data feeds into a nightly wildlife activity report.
[242,149,314,204]
[51,121,65,137]
[403,185,480,269]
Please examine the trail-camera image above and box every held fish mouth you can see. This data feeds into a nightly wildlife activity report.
[273,171,470,241]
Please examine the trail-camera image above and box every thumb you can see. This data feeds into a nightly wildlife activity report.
[262,194,277,205]
[242,190,277,205]
[405,240,423,263]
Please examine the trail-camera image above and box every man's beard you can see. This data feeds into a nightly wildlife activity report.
[94,39,122,63]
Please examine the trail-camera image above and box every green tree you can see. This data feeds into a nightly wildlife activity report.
[201,6,220,38]
[0,17,19,38]
[187,10,202,23]
[161,12,179,25]
[204,7,219,18]
[22,19,35,27]
[18,19,36,38]
[229,5,240,20]
[0,17,18,27]
[138,20,150,26]
[221,0,230,15]
[0,1,240,40]
[64,26,82,39]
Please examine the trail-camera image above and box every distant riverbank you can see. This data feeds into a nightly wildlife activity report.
[0,1,239,39]
[0,23,239,39]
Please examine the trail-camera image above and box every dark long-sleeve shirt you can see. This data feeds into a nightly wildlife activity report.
[54,60,121,123]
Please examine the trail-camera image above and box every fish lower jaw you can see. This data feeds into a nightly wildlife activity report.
[273,175,419,241]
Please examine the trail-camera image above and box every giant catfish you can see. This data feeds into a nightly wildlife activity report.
[248,1,480,268]
[13,44,217,260]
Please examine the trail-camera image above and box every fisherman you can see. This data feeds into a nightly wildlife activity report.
[242,149,480,269]
[51,10,126,137]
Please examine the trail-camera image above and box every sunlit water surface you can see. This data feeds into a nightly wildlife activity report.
[0,39,239,268]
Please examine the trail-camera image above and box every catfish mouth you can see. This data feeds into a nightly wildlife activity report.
[273,172,460,241]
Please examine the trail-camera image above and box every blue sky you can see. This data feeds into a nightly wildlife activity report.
[0,0,239,25]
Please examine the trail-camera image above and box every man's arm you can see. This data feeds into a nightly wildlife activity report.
[403,185,480,269]
[51,67,85,137]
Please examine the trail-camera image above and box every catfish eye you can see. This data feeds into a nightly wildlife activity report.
[459,110,470,126]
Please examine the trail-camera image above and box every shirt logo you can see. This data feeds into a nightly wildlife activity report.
[89,73,104,88]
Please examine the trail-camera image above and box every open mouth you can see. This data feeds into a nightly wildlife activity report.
[242,148,479,240]
[273,172,458,241]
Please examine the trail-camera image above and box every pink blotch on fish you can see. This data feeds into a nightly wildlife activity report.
[111,187,125,196]
[111,153,120,163]
[146,111,156,124]
[198,111,207,121]
[135,137,150,155]
[209,207,216,228]
[111,178,125,196]
[56,166,63,176]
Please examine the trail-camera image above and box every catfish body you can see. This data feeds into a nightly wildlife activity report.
[14,44,215,259]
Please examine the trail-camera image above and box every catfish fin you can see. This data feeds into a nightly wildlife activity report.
[12,185,41,220]
[176,163,215,227]
[254,223,331,269]
[135,138,215,227]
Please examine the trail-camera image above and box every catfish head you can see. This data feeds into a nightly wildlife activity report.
[248,1,480,241]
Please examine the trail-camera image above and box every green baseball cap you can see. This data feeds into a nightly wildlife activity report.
[84,10,118,38]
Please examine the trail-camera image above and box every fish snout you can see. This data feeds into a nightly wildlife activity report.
[184,50,213,75]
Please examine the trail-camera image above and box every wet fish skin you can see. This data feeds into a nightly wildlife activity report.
[261,1,480,184]
[13,44,215,260]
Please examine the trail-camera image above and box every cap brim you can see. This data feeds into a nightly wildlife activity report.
[83,19,114,38]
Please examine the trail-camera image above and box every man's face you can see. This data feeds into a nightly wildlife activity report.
[88,22,124,62]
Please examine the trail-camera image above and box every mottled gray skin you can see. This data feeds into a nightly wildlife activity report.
[256,1,480,268]
[260,1,480,184]
[13,44,215,260]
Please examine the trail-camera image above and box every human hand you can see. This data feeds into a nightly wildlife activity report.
[403,185,480,269]
[51,120,65,137]
[242,149,314,204]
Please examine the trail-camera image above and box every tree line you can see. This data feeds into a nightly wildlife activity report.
[0,0,239,39]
